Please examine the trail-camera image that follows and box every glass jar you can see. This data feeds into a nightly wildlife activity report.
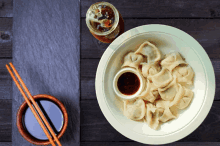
[86,2,124,43]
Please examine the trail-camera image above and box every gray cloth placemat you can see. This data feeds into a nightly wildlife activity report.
[12,0,80,145]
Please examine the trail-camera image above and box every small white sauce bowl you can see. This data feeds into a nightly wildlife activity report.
[113,67,145,100]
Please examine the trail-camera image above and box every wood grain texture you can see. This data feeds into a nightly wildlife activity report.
[2,99,220,143]
[81,59,220,100]
[81,59,98,79]
[2,0,220,145]
[0,59,11,99]
[0,18,12,58]
[0,0,13,17]
[81,142,220,146]
[81,19,220,59]
[81,78,96,100]
[3,142,220,146]
[81,0,220,18]
[0,99,12,142]
[81,100,220,142]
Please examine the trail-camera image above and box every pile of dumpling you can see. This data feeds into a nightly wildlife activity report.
[121,41,194,130]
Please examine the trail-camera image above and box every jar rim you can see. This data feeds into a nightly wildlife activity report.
[86,2,119,36]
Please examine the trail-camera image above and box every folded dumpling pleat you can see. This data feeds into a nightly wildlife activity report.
[123,99,146,121]
[122,52,143,70]
[175,87,194,109]
[135,41,161,63]
[146,103,164,130]
[145,90,159,103]
[156,100,176,122]
[173,65,194,85]
[138,80,159,103]
[161,52,187,72]
[120,44,195,130]
[169,84,185,107]
[158,76,178,101]
[151,68,173,88]
[141,62,161,80]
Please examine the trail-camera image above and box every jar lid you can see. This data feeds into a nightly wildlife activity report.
[23,99,64,140]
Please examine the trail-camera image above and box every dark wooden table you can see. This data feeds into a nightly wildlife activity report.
[1,0,220,145]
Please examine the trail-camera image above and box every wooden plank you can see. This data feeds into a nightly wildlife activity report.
[81,100,128,141]
[0,0,13,17]
[81,59,220,100]
[2,99,220,144]
[81,19,220,59]
[0,99,12,142]
[2,141,220,146]
[0,18,13,58]
[81,78,95,100]
[2,142,220,146]
[0,142,11,146]
[81,100,220,142]
[81,142,220,146]
[81,0,220,18]
[0,59,11,99]
[81,59,98,79]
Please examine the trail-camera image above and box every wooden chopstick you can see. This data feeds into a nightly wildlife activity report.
[5,64,56,146]
[6,63,62,146]
[8,62,62,146]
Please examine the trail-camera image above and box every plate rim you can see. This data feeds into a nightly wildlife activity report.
[95,24,216,145]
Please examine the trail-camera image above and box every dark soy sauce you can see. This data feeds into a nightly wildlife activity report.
[117,72,140,95]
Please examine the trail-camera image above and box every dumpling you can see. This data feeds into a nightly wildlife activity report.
[123,99,146,121]
[138,79,159,103]
[145,89,160,103]
[122,52,143,70]
[135,41,161,63]
[141,62,161,80]
[156,100,177,122]
[161,52,187,72]
[151,68,173,88]
[138,80,151,98]
[175,87,194,109]
[158,76,178,101]
[169,84,185,107]
[119,42,195,131]
[146,103,164,130]
[173,65,194,85]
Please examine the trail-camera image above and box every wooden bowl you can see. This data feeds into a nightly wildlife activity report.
[17,94,68,145]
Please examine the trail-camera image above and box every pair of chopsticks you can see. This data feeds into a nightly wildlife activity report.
[6,63,62,146]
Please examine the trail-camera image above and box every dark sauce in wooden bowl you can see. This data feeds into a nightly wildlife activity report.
[117,72,140,95]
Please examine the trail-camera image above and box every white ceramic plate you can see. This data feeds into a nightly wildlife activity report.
[95,24,215,145]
